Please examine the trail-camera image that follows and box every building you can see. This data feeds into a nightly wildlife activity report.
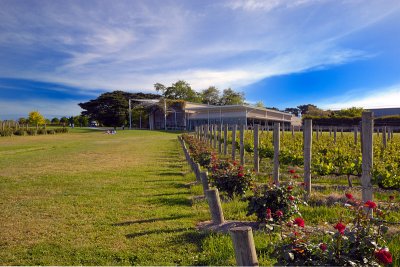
[131,99,299,130]
[367,107,400,117]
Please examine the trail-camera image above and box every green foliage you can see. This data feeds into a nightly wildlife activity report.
[26,128,37,135]
[51,117,60,124]
[219,88,245,105]
[209,158,255,199]
[246,182,303,223]
[201,86,220,105]
[334,107,364,117]
[0,128,13,136]
[79,90,160,127]
[13,129,25,136]
[156,80,201,102]
[181,134,212,167]
[274,197,392,266]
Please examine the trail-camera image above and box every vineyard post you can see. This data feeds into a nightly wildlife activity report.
[200,125,203,141]
[382,126,387,149]
[304,119,312,198]
[281,123,284,139]
[218,124,223,154]
[329,126,332,137]
[334,126,337,143]
[224,124,228,155]
[354,126,358,144]
[240,124,245,165]
[205,124,209,142]
[361,112,373,213]
[341,127,344,137]
[230,227,259,266]
[232,124,237,161]
[377,127,380,137]
[1,121,4,131]
[210,125,214,146]
[273,122,280,185]
[291,125,295,138]
[205,189,225,225]
[195,163,202,182]
[316,125,319,141]
[254,124,259,172]
[200,171,210,193]
[213,124,217,149]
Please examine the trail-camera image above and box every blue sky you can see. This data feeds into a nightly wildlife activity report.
[0,0,399,119]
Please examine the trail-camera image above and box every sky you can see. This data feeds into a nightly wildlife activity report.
[0,0,400,119]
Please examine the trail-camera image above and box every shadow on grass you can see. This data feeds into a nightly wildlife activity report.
[125,227,190,239]
[169,231,209,251]
[112,214,192,226]
[147,196,192,207]
[150,191,190,197]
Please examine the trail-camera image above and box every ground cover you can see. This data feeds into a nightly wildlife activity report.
[0,129,210,265]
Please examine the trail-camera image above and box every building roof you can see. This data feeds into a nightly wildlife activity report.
[184,103,291,116]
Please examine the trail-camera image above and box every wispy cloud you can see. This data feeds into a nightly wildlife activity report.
[320,84,400,110]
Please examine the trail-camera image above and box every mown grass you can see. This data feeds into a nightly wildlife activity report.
[1,129,399,265]
[0,129,212,265]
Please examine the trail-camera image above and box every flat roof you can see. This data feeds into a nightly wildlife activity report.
[184,104,292,116]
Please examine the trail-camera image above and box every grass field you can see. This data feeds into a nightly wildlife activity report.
[1,129,399,265]
[0,129,212,265]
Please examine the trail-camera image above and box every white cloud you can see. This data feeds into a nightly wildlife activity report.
[320,85,400,110]
[225,0,319,11]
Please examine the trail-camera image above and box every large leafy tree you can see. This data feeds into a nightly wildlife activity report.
[154,80,201,102]
[219,88,245,105]
[297,104,317,115]
[284,107,300,116]
[201,86,220,105]
[79,91,160,127]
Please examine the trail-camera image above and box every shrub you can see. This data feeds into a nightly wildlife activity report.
[13,129,25,136]
[246,183,303,223]
[46,129,55,134]
[26,128,37,136]
[273,194,393,266]
[0,129,13,136]
[182,134,213,167]
[37,128,47,135]
[209,159,255,199]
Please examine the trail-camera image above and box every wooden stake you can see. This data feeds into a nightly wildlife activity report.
[230,227,259,266]
[273,122,280,185]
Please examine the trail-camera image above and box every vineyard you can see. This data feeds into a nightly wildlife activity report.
[182,113,400,265]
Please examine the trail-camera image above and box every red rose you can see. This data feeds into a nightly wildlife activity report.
[275,210,283,218]
[345,193,353,200]
[238,172,244,178]
[289,169,296,174]
[289,196,295,201]
[293,217,305,228]
[375,248,392,265]
[365,200,377,209]
[293,174,299,179]
[389,195,395,201]
[287,186,293,191]
[334,222,346,235]
[319,243,327,251]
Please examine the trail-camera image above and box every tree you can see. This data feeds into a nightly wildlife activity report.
[297,104,317,115]
[18,117,27,125]
[79,91,160,127]
[154,83,166,94]
[266,106,280,111]
[28,111,45,129]
[335,107,364,117]
[51,117,60,124]
[306,106,331,117]
[284,107,300,117]
[201,86,220,105]
[255,101,265,108]
[60,117,68,126]
[219,88,245,105]
[78,115,89,127]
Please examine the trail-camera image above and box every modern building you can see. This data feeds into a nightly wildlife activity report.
[367,107,400,117]
[131,99,299,130]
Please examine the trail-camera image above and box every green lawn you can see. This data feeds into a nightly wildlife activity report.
[0,129,211,265]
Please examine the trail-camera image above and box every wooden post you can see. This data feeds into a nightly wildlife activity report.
[382,126,387,149]
[205,189,224,225]
[361,112,373,211]
[273,122,280,185]
[195,163,202,182]
[316,125,319,141]
[240,124,245,165]
[213,124,217,149]
[354,126,358,144]
[377,127,380,137]
[224,124,228,155]
[329,126,332,137]
[341,127,343,137]
[218,124,223,154]
[333,126,337,143]
[200,171,209,193]
[232,124,237,161]
[230,227,259,266]
[210,125,214,146]
[291,125,295,138]
[254,124,259,173]
[304,119,312,198]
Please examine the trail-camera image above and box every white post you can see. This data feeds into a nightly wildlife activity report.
[304,119,312,198]
[361,112,373,211]
[232,124,237,161]
[240,124,245,165]
[273,122,280,185]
